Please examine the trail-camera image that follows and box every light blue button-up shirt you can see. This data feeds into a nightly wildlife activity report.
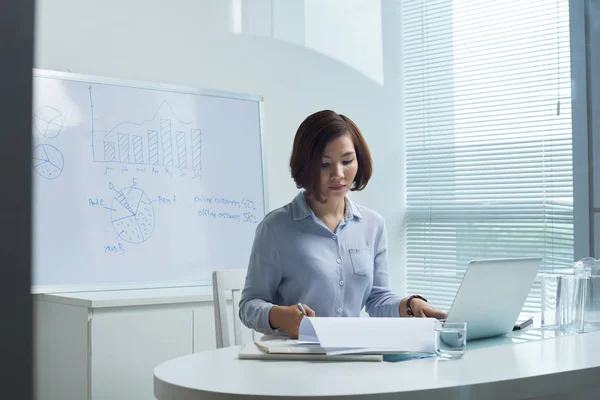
[239,191,403,334]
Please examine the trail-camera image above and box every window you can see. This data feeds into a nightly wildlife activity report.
[403,0,573,312]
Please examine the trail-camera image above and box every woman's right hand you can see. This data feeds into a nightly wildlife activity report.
[268,304,315,338]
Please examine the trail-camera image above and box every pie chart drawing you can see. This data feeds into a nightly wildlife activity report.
[33,107,63,138]
[32,144,64,179]
[110,186,155,243]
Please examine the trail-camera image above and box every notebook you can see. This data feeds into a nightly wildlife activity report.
[238,341,383,361]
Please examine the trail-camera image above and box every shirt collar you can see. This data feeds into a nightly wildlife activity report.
[291,191,363,221]
[344,195,363,221]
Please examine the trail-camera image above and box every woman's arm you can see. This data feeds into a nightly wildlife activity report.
[365,218,404,317]
[364,217,447,319]
[238,221,283,334]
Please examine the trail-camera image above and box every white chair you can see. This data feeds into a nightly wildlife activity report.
[212,269,255,348]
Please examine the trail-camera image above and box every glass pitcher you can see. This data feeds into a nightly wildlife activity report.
[574,258,600,331]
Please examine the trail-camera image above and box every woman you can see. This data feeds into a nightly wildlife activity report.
[239,110,446,338]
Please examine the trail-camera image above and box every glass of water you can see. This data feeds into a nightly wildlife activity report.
[434,320,467,359]
[539,274,562,330]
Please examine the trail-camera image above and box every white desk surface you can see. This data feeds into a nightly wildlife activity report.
[154,330,600,400]
[33,286,214,308]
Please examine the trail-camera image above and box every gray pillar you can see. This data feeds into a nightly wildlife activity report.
[589,1,600,257]
[0,0,34,398]
[571,0,600,259]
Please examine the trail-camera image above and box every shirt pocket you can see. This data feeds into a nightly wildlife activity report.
[349,246,374,277]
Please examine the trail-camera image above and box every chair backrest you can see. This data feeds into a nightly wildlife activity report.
[212,269,248,348]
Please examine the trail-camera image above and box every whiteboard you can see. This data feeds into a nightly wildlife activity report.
[31,69,266,293]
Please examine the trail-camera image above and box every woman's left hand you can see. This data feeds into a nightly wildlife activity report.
[411,299,447,319]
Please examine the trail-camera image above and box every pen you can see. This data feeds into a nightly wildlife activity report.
[514,316,534,330]
[297,302,307,316]
[519,317,533,329]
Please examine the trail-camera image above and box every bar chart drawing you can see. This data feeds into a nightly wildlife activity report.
[148,130,159,165]
[176,131,187,169]
[90,89,203,174]
[132,135,143,164]
[191,129,202,172]
[103,141,116,162]
[118,133,130,163]
[161,119,174,166]
[95,118,202,172]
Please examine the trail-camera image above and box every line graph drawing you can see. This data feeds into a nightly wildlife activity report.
[33,106,63,138]
[32,144,64,179]
[89,86,203,174]
[110,185,155,243]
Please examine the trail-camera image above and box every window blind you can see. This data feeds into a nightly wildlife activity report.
[403,0,573,312]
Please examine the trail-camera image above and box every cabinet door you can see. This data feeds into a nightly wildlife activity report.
[192,302,217,352]
[90,307,192,400]
[34,300,89,400]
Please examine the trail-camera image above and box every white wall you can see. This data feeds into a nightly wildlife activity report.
[34,0,408,295]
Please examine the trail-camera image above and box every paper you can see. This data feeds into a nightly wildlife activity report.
[298,317,436,355]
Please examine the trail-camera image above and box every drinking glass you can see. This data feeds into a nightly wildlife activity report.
[434,320,466,359]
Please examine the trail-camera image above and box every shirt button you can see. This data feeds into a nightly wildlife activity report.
[339,281,344,286]
[337,308,342,313]
[332,235,337,240]
[336,258,342,264]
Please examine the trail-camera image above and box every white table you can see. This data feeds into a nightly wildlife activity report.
[154,330,600,400]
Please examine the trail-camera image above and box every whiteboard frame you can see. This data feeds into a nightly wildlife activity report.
[31,68,268,294]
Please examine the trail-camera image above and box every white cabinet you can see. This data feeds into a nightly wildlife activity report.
[90,308,193,399]
[34,287,225,400]
[34,301,89,400]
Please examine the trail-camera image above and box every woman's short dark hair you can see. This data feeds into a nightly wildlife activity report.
[289,110,372,200]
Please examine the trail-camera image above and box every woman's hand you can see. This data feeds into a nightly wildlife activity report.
[268,304,315,338]
[411,299,447,319]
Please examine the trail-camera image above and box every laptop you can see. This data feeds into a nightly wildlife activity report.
[445,257,542,341]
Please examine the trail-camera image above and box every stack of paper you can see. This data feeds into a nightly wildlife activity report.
[238,317,436,361]
[239,340,383,361]
[298,317,436,355]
